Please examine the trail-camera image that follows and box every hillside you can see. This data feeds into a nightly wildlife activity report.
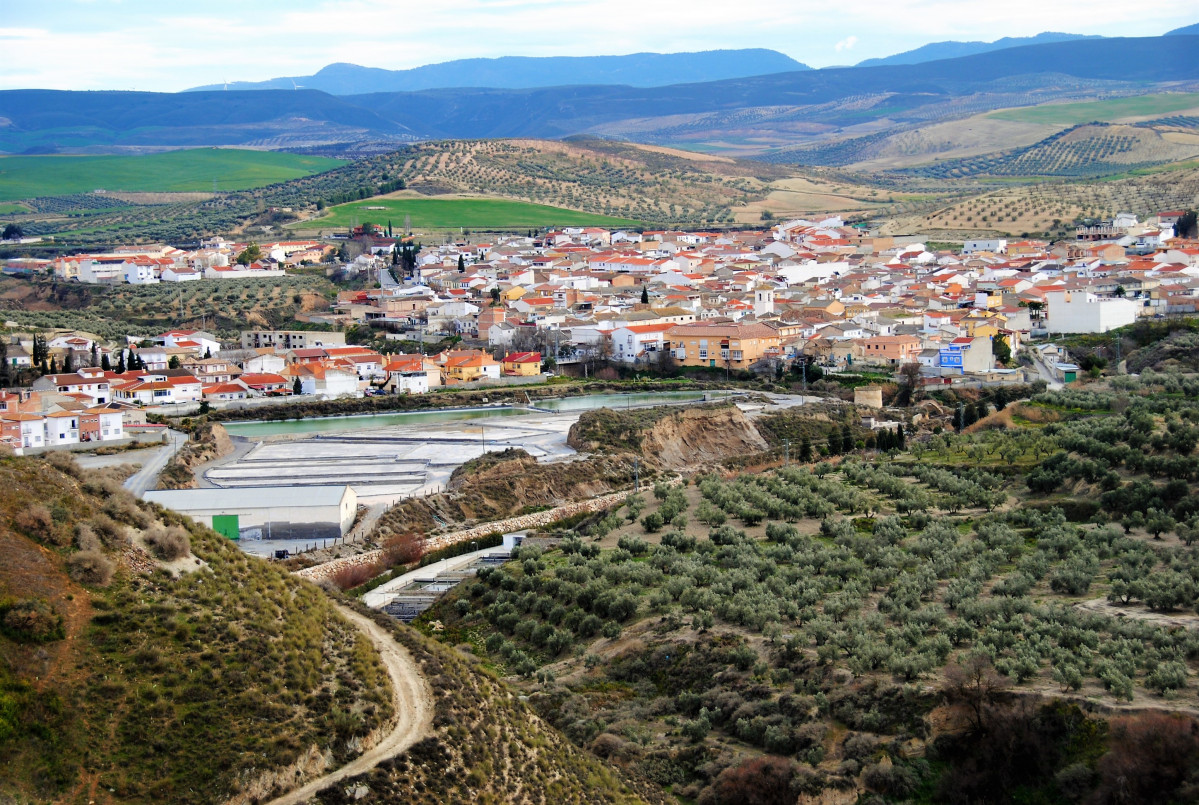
[292,138,799,228]
[298,604,669,805]
[904,122,1199,180]
[188,50,809,94]
[416,373,1199,802]
[883,163,1199,239]
[0,452,394,803]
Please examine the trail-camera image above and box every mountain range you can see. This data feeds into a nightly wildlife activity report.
[186,50,809,94]
[1,33,1197,157]
[854,32,1103,67]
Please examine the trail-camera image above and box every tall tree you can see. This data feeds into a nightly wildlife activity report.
[0,340,9,388]
[641,285,649,305]
[101,352,111,371]
[292,376,302,395]
[799,436,812,462]
[458,254,466,273]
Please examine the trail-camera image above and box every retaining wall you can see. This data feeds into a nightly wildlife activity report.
[294,488,635,583]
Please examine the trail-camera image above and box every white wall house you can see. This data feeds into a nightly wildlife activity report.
[1045,291,1138,334]
[124,263,159,285]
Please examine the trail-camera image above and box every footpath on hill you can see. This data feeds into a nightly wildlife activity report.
[263,604,434,805]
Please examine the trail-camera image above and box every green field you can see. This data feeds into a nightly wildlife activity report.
[306,196,642,231]
[989,92,1199,125]
[0,202,29,215]
[0,149,346,201]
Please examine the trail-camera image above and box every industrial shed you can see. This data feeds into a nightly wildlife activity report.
[145,485,357,541]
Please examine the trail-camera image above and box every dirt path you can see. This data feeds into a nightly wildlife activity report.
[264,605,434,805]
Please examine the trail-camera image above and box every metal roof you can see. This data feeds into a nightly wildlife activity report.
[145,485,353,511]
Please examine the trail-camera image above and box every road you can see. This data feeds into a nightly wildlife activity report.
[263,604,433,805]
[1028,354,1064,390]
[123,429,187,498]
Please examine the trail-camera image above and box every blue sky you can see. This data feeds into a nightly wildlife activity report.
[1,0,1195,91]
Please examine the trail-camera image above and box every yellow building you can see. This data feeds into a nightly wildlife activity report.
[502,352,543,376]
[666,322,780,370]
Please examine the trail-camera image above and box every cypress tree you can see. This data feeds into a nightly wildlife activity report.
[641,285,649,304]
[897,424,905,449]
[842,425,854,452]
[799,436,812,462]
[827,429,842,454]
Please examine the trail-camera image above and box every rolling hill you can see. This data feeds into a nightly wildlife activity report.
[187,49,809,94]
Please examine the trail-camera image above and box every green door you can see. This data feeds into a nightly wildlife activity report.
[212,514,240,540]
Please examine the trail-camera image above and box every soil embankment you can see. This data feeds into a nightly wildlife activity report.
[157,422,234,489]
[567,402,767,469]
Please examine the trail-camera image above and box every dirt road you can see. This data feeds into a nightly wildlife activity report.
[264,605,433,805]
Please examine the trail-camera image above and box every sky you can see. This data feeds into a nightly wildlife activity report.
[1,0,1195,92]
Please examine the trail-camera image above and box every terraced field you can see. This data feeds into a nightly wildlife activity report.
[300,195,641,231]
[884,163,1199,239]
[906,124,1199,180]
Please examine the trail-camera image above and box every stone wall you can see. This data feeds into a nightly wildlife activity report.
[295,489,635,583]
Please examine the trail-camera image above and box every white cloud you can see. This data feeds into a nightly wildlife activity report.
[834,35,858,52]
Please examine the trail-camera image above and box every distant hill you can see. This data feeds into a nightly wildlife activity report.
[187,49,809,94]
[3,35,1198,156]
[1166,22,1199,36]
[856,31,1103,67]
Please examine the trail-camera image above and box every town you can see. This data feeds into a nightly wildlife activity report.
[0,210,1193,451]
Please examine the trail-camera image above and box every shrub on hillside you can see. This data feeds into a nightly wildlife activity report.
[697,755,809,805]
[14,505,54,541]
[330,561,383,591]
[89,513,128,547]
[383,531,425,566]
[74,523,100,552]
[67,550,115,586]
[1,598,65,643]
[44,450,84,479]
[144,525,191,560]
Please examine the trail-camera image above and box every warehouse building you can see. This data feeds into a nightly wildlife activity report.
[144,485,357,541]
